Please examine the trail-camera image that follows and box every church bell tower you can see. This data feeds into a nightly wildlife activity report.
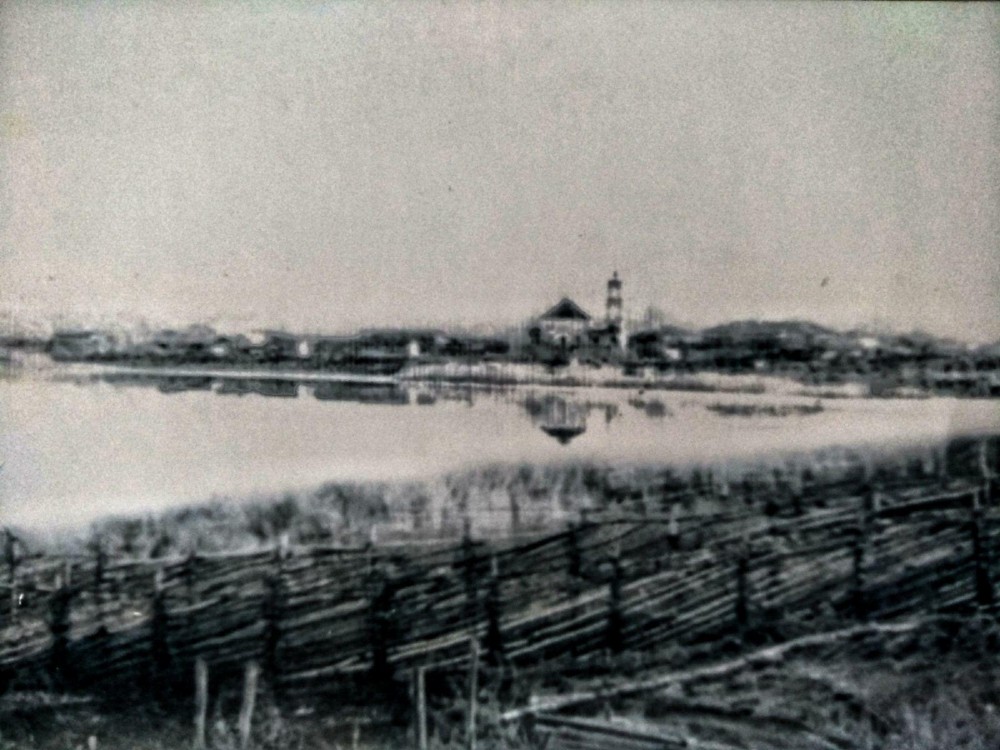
[606,271,623,328]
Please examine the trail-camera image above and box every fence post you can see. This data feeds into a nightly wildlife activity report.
[761,544,784,627]
[151,566,171,702]
[742,475,755,509]
[509,491,522,534]
[764,469,782,517]
[414,666,428,750]
[263,534,289,693]
[181,549,197,601]
[606,553,624,655]
[566,520,583,596]
[92,544,110,685]
[193,657,209,750]
[238,661,260,750]
[93,545,106,612]
[970,490,995,609]
[791,463,805,516]
[181,552,198,680]
[735,546,750,643]
[937,445,949,481]
[4,532,19,627]
[484,553,504,664]
[367,564,395,692]
[461,524,480,627]
[920,446,935,478]
[466,638,480,750]
[977,439,992,489]
[716,472,731,501]
[48,564,74,690]
[667,503,680,551]
[852,490,875,622]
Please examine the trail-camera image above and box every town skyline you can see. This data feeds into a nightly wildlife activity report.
[2,2,998,342]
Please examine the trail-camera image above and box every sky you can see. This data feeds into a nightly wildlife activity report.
[1,1,998,341]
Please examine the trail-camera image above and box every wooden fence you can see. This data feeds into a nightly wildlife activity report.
[0,474,996,705]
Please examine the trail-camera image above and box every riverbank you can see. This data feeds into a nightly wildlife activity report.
[10,432,994,559]
[4,367,999,533]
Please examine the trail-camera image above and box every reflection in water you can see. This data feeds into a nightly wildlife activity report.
[217,379,299,398]
[6,369,1000,530]
[81,373,419,404]
[628,394,673,418]
[86,372,641,436]
[313,382,408,405]
[216,379,254,396]
[522,393,624,443]
[156,376,213,394]
[525,394,588,444]
[542,423,586,445]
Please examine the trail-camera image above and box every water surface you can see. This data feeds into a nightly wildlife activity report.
[2,371,998,528]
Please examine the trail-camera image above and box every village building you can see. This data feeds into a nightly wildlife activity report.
[531,272,628,356]
[534,298,592,349]
[48,329,116,361]
[241,330,307,362]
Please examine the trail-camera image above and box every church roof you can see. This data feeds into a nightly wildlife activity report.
[540,297,591,321]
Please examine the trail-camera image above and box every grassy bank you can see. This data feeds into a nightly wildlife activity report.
[11,432,992,559]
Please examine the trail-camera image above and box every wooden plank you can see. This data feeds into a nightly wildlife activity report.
[466,638,479,750]
[193,657,208,750]
[238,661,260,750]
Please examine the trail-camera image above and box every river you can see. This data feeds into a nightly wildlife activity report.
[1,368,999,529]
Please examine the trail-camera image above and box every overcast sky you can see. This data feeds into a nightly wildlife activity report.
[1,2,998,340]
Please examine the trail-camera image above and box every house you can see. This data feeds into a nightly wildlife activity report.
[308,333,411,373]
[139,327,219,363]
[357,329,450,358]
[586,324,621,352]
[254,330,305,363]
[441,335,510,357]
[627,326,690,362]
[49,329,115,361]
[208,334,252,360]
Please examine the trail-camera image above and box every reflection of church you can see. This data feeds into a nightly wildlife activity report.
[531,272,627,355]
[524,393,588,444]
[540,397,587,444]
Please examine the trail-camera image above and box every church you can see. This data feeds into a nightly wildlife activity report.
[531,272,627,354]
